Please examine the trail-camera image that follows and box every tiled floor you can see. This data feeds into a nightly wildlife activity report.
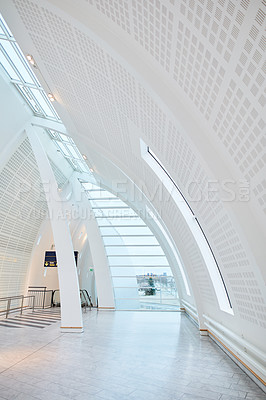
[0,309,61,329]
[0,310,265,400]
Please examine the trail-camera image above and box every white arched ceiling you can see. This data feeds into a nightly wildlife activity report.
[1,0,265,355]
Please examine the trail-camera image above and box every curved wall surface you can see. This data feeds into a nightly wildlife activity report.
[0,0,265,384]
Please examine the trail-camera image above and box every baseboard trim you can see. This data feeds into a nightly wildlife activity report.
[60,326,83,333]
[208,330,266,392]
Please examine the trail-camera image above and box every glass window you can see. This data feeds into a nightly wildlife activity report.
[91,199,127,208]
[85,182,179,310]
[58,133,70,142]
[56,141,70,156]
[100,226,153,236]
[106,246,164,256]
[108,256,169,266]
[97,217,145,227]
[0,24,5,36]
[110,266,173,276]
[0,15,61,122]
[1,40,34,84]
[114,288,139,298]
[16,85,40,112]
[95,208,137,218]
[0,44,19,79]
[103,236,159,245]
[0,15,12,36]
[31,88,54,117]
[76,160,87,171]
[89,190,116,199]
[112,277,138,287]
[66,143,80,159]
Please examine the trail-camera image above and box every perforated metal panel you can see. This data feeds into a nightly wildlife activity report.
[0,137,47,299]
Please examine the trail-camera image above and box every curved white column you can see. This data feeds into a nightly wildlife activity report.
[27,125,83,333]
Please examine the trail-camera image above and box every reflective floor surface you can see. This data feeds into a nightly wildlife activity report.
[0,310,265,400]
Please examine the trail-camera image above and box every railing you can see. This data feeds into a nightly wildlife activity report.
[80,289,93,312]
[83,289,94,308]
[0,288,94,320]
[28,287,53,308]
[0,295,35,318]
[50,289,94,311]
[51,289,60,307]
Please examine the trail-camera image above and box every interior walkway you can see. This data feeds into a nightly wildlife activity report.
[0,311,264,400]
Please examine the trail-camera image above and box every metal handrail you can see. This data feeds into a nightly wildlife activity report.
[80,290,87,312]
[28,288,53,309]
[51,289,93,311]
[0,295,35,318]
[83,289,94,308]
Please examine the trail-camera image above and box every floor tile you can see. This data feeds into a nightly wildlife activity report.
[0,310,264,400]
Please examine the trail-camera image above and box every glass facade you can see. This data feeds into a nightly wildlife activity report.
[83,183,180,310]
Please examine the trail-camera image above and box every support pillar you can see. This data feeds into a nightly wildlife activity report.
[27,126,83,333]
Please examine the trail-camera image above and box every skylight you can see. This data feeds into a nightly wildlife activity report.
[0,14,60,121]
[46,129,91,174]
[0,14,92,176]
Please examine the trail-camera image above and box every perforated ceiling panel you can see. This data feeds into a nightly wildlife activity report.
[0,136,47,299]
[9,0,266,334]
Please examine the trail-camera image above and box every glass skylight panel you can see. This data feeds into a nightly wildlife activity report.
[59,141,88,172]
[76,160,87,171]
[45,131,91,173]
[0,15,12,36]
[0,14,91,177]
[71,159,82,170]
[56,141,70,156]
[0,14,61,121]
[0,47,19,79]
[47,129,57,139]
[66,143,80,159]
[1,40,34,84]
[30,88,55,117]
[0,24,5,36]
[16,85,40,112]
[58,133,70,142]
